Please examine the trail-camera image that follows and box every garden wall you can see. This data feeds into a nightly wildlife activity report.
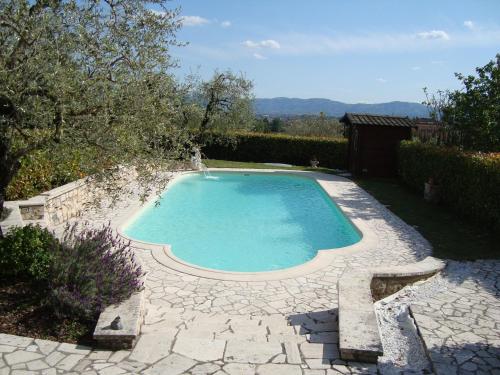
[16,179,90,226]
[203,132,348,169]
[398,141,500,231]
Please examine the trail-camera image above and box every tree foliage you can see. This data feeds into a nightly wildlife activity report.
[424,54,500,151]
[284,112,343,137]
[176,70,254,146]
[0,0,193,220]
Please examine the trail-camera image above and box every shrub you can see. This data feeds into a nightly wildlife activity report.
[203,132,348,169]
[398,141,500,230]
[6,148,88,201]
[47,223,144,320]
[0,225,58,281]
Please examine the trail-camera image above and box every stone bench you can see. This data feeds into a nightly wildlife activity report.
[338,256,446,363]
[93,275,147,350]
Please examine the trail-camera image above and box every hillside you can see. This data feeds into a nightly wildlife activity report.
[254,97,429,118]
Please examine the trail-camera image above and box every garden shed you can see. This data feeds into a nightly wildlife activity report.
[340,113,415,177]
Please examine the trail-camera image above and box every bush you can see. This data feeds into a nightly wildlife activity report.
[203,132,348,169]
[398,141,500,231]
[0,225,58,281]
[6,147,90,201]
[47,223,144,319]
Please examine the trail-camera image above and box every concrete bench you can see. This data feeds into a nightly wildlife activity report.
[338,256,446,363]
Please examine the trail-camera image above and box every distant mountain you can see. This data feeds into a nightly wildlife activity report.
[253,97,430,118]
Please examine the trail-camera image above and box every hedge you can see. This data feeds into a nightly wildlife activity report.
[398,141,500,231]
[203,132,348,169]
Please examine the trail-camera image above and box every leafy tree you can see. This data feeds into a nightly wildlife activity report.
[253,117,272,133]
[424,54,500,151]
[269,117,283,133]
[0,0,191,228]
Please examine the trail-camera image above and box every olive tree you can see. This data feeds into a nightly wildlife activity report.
[0,0,192,226]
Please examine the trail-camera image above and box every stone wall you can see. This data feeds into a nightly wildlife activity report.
[15,178,90,226]
[44,181,90,226]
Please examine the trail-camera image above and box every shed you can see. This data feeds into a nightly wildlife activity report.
[340,113,415,177]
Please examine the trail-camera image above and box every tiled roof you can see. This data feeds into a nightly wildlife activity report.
[340,113,416,128]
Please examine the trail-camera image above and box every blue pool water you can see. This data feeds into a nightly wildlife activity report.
[124,172,361,272]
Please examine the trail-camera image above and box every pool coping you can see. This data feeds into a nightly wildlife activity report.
[116,169,380,281]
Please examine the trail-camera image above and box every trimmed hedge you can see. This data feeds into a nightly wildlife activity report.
[203,132,348,169]
[398,141,500,231]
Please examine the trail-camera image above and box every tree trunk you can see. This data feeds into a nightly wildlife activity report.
[0,189,6,238]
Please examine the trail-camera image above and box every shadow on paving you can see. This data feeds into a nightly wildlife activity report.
[426,342,500,374]
[288,309,340,366]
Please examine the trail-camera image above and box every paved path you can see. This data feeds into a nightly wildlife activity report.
[1,171,499,374]
[411,261,500,375]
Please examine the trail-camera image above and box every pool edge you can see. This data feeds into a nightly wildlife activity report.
[116,169,379,281]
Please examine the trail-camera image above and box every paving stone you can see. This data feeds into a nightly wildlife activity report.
[26,359,49,370]
[271,353,287,363]
[4,351,44,366]
[257,363,302,375]
[0,345,16,353]
[45,351,65,367]
[87,350,113,360]
[129,334,174,364]
[34,339,59,356]
[173,337,226,361]
[307,332,339,344]
[223,363,257,375]
[300,343,339,360]
[143,353,196,375]
[116,360,147,372]
[305,358,332,370]
[284,342,302,364]
[0,335,33,348]
[108,350,130,363]
[224,340,282,364]
[57,343,92,355]
[55,354,85,371]
[98,365,127,375]
[190,363,221,374]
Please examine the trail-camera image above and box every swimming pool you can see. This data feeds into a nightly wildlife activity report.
[124,172,361,272]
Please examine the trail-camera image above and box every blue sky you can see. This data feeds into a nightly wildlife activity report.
[165,0,500,103]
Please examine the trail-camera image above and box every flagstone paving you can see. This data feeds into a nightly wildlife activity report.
[1,172,499,374]
[410,261,500,375]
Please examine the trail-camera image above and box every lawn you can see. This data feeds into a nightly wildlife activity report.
[206,159,499,260]
[204,159,337,174]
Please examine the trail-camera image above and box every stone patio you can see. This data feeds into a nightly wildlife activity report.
[1,171,499,374]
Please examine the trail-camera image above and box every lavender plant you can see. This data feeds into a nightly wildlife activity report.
[48,222,144,320]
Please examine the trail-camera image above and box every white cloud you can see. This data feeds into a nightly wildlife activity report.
[243,39,281,49]
[464,20,475,31]
[416,30,450,41]
[221,20,231,28]
[260,39,281,49]
[253,53,267,60]
[376,78,387,83]
[181,15,210,27]
[411,66,421,71]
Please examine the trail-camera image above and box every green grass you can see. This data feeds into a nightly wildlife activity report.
[204,159,337,174]
[355,178,499,260]
[206,159,499,260]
